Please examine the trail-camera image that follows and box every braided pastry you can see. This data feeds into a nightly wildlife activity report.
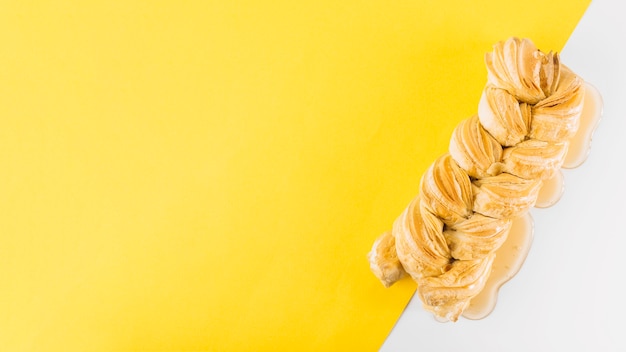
[368,37,585,322]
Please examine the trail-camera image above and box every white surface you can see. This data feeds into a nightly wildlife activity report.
[381,1,626,350]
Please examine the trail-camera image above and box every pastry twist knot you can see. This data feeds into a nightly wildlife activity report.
[368,37,585,321]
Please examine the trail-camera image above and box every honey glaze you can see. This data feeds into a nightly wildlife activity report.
[462,213,533,320]
[535,170,565,208]
[563,83,603,168]
[460,82,603,321]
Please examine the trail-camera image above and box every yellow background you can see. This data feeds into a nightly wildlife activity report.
[0,1,589,351]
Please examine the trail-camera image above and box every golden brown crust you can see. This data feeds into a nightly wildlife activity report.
[368,37,586,321]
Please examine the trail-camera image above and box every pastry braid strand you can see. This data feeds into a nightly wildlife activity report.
[368,37,585,321]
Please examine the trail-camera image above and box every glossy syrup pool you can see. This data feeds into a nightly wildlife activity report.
[460,82,603,320]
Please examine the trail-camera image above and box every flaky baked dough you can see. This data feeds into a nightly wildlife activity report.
[368,37,585,321]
